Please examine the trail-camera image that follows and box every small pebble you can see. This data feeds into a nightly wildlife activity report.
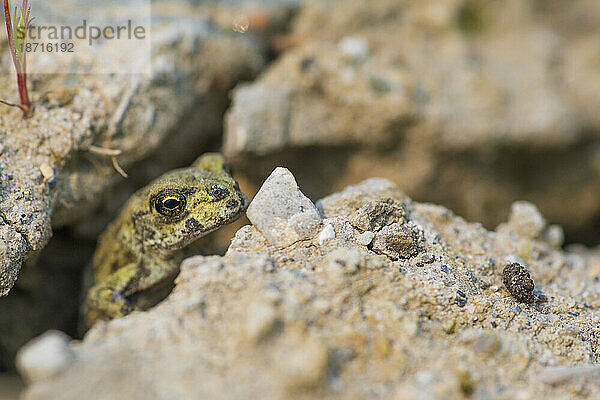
[247,168,322,248]
[507,201,546,239]
[544,224,565,248]
[441,265,451,274]
[509,305,522,315]
[39,164,55,183]
[318,224,336,244]
[357,231,375,246]
[300,57,314,71]
[16,331,74,383]
[418,253,436,264]
[338,36,370,61]
[455,290,468,307]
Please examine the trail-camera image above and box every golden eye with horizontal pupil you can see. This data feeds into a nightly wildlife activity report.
[153,190,187,217]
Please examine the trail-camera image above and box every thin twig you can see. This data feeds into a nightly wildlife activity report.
[88,145,128,178]
[111,156,128,178]
[0,98,26,111]
[88,145,122,156]
[19,0,32,116]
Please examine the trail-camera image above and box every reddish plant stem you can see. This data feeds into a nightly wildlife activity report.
[3,0,32,117]
[21,1,30,112]
[3,1,19,74]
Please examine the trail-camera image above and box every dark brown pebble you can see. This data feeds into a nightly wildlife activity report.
[502,263,535,304]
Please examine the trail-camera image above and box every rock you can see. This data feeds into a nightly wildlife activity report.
[224,41,417,153]
[223,85,292,156]
[247,167,322,248]
[371,223,421,260]
[317,178,408,219]
[16,331,74,384]
[348,198,406,232]
[19,178,600,399]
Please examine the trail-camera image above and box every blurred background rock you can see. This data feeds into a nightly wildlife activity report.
[224,0,600,246]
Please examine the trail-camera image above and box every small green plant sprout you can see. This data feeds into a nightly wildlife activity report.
[1,0,33,117]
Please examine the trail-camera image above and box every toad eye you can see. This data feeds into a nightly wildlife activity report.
[152,190,187,217]
[207,185,229,201]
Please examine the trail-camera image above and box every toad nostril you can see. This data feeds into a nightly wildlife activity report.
[208,185,229,200]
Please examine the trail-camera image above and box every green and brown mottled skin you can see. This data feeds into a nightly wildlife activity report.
[85,153,248,327]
